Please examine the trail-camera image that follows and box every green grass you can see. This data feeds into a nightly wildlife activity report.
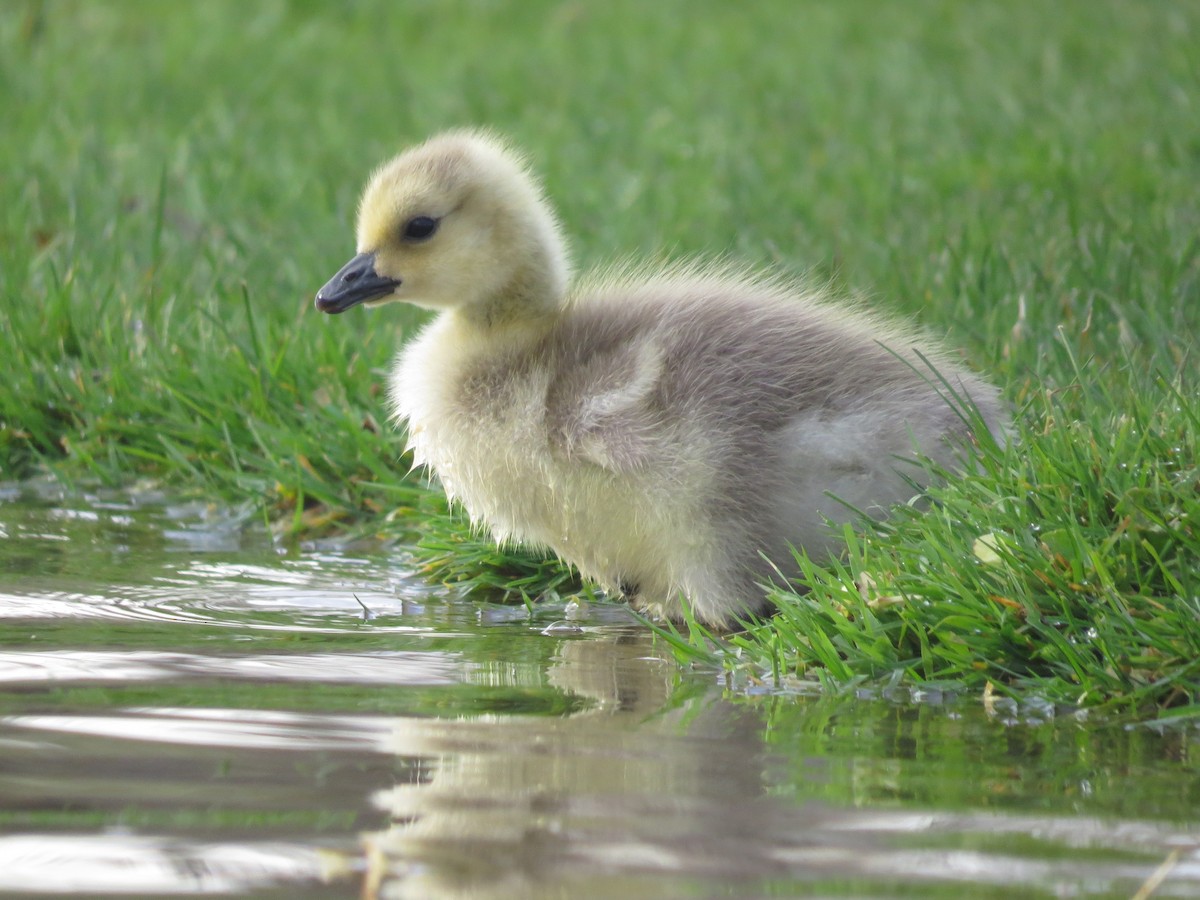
[1,1,1196,717]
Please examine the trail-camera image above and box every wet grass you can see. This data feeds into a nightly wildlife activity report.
[1,1,1197,717]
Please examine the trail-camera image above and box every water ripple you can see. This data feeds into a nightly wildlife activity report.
[0,649,468,687]
[3,708,401,753]
[0,833,351,895]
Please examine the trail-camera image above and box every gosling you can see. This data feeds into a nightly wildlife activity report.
[316,130,1005,627]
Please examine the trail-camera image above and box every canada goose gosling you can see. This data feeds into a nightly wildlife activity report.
[316,130,1005,627]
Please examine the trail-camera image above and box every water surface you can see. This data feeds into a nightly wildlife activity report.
[1,482,1197,897]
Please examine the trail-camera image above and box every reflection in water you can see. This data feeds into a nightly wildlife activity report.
[368,635,774,898]
[355,638,1200,899]
[1,626,1198,897]
[1,488,1200,897]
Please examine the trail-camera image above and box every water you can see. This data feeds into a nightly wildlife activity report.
[1,481,1198,898]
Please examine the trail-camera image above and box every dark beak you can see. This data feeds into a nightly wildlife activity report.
[315,252,400,314]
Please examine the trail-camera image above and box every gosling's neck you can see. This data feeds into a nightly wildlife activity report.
[455,244,570,333]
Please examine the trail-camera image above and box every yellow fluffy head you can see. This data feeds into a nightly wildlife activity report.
[349,129,570,318]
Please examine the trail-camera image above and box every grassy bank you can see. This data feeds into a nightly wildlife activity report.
[1,1,1196,716]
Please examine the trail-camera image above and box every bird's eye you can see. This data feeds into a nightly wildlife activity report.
[402,216,439,242]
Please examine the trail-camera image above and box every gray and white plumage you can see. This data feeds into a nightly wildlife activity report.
[316,129,1005,627]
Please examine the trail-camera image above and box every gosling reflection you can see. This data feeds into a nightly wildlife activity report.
[365,629,770,899]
